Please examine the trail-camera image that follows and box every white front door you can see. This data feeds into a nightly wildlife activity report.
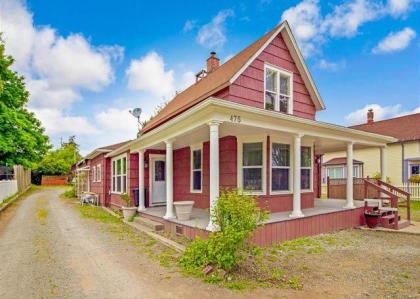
[150,156,166,206]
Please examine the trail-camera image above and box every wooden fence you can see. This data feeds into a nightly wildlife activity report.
[327,177,379,200]
[13,165,31,193]
[396,182,420,200]
[41,175,68,186]
[0,180,18,203]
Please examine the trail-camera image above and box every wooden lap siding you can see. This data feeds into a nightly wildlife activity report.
[221,34,316,120]
[88,154,107,206]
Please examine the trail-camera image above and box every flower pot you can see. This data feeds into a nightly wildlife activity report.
[365,212,380,228]
[122,207,137,220]
[173,201,194,221]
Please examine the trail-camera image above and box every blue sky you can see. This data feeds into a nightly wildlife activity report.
[1,0,419,154]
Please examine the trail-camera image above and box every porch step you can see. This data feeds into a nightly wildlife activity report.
[134,217,164,232]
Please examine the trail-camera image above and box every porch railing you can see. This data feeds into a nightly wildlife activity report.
[375,179,411,222]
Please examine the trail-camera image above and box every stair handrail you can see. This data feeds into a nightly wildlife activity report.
[363,179,398,208]
[376,179,411,222]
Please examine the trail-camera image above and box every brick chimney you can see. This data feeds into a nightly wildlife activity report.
[367,108,374,124]
[207,51,220,73]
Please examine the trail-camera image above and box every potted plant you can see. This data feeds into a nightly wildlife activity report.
[121,193,137,220]
[364,210,381,228]
[173,201,195,221]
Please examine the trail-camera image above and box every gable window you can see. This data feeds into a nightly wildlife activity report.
[264,65,292,114]
[242,142,263,191]
[96,164,102,182]
[191,146,202,192]
[301,146,312,190]
[271,143,290,192]
[112,155,127,193]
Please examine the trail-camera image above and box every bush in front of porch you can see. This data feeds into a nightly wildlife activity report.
[179,190,268,273]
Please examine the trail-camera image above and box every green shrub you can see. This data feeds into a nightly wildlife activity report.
[63,185,77,198]
[371,172,391,183]
[180,190,268,272]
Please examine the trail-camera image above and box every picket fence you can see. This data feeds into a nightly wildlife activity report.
[397,182,420,200]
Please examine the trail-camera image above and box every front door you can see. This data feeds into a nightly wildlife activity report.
[150,156,166,206]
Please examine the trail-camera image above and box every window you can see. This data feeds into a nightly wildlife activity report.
[191,147,202,192]
[301,146,312,190]
[264,65,292,113]
[96,164,102,182]
[410,163,420,177]
[271,143,290,192]
[242,142,263,191]
[112,155,127,193]
[327,166,344,179]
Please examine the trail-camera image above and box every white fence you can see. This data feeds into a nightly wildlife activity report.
[0,180,18,203]
[397,182,420,200]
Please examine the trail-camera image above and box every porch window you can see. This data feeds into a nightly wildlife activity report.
[301,146,312,190]
[112,155,127,193]
[271,143,290,191]
[96,164,102,182]
[243,142,263,191]
[264,65,292,114]
[327,166,344,179]
[191,148,202,192]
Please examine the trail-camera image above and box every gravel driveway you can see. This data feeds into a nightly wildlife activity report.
[0,188,294,299]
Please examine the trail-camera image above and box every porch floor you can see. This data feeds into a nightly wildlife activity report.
[140,199,364,230]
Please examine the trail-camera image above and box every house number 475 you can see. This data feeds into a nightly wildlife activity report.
[230,115,241,123]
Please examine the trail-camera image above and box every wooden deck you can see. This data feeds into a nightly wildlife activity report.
[138,199,366,246]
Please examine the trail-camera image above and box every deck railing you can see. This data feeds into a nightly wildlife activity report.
[375,179,411,222]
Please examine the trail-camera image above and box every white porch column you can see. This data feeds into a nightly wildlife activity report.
[206,121,221,231]
[137,150,145,212]
[164,140,175,219]
[344,142,355,208]
[290,134,304,218]
[380,146,387,181]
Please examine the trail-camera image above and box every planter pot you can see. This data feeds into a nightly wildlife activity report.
[122,207,137,220]
[365,212,381,228]
[173,201,194,221]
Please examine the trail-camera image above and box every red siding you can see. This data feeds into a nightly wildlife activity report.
[88,153,107,206]
[220,33,316,120]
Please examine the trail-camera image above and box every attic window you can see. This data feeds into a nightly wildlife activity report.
[264,65,293,114]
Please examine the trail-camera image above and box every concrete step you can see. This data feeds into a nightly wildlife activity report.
[134,216,164,231]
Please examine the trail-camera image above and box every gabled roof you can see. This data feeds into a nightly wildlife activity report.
[142,21,325,133]
[323,157,364,166]
[84,140,132,160]
[350,113,420,142]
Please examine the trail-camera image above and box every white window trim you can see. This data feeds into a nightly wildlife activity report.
[190,144,203,193]
[264,63,293,114]
[92,166,97,183]
[270,136,293,195]
[301,144,313,192]
[111,153,128,194]
[237,135,267,195]
[97,164,102,182]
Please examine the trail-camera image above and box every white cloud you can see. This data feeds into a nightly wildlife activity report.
[196,9,234,49]
[95,108,140,135]
[372,27,416,54]
[387,0,412,16]
[31,108,98,136]
[183,20,197,33]
[322,0,382,38]
[0,0,123,142]
[345,104,420,125]
[281,0,323,57]
[281,0,415,58]
[126,51,175,98]
[179,71,196,90]
[316,59,346,71]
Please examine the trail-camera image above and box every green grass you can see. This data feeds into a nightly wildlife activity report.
[0,192,18,209]
[77,205,121,224]
[400,200,420,222]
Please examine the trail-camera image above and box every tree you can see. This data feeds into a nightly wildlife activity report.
[32,136,82,184]
[0,38,50,168]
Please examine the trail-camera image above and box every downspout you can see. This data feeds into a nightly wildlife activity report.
[402,142,405,184]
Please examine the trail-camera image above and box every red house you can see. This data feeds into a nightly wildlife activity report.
[102,22,396,244]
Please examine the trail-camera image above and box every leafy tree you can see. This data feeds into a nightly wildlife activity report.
[0,37,50,167]
[33,136,82,183]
